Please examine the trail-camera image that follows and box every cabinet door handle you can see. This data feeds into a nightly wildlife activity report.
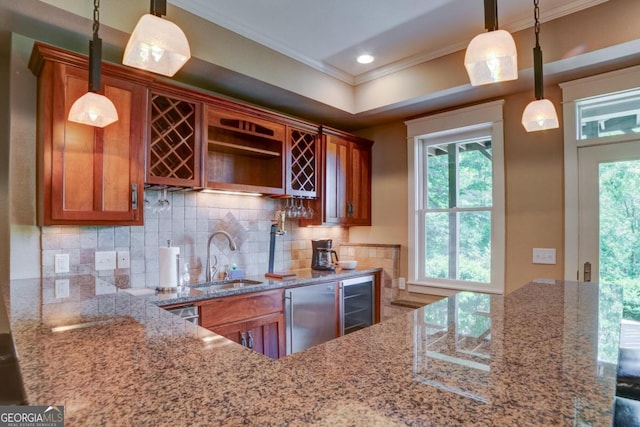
[131,184,138,210]
[247,330,254,349]
[240,332,247,347]
[584,261,591,282]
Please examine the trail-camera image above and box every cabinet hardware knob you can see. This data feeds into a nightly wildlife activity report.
[240,332,247,347]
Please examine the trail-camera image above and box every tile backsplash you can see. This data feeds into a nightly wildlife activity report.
[41,190,347,287]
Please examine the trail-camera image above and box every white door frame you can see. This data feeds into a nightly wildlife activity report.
[561,65,640,281]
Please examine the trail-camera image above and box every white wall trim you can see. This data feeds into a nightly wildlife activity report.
[561,65,640,281]
[405,100,505,295]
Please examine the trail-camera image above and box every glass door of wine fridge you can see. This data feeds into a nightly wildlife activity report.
[340,275,375,335]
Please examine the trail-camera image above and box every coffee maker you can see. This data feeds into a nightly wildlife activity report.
[311,239,339,270]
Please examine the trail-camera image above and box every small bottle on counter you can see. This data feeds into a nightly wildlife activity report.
[182,263,190,285]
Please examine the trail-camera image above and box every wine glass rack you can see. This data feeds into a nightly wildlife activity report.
[288,128,317,197]
[147,93,200,187]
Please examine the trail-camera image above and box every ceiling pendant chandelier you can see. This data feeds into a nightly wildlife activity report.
[68,0,118,128]
[123,0,191,77]
[464,0,518,86]
[521,0,559,132]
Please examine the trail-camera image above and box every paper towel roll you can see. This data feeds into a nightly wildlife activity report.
[158,246,180,288]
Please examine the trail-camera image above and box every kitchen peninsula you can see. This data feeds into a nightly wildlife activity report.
[3,278,622,426]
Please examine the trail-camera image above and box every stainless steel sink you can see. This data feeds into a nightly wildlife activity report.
[189,279,263,293]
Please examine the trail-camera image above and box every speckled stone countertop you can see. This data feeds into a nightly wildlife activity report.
[149,267,382,306]
[2,277,623,426]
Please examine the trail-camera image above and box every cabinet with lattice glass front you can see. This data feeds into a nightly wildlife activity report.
[146,85,203,188]
[286,123,319,198]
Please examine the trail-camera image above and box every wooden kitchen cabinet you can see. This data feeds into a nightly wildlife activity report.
[29,43,152,226]
[146,84,203,188]
[198,289,285,359]
[204,105,286,195]
[286,124,319,198]
[304,127,373,226]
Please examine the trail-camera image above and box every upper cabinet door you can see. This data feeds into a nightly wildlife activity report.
[346,139,372,225]
[30,43,150,226]
[286,125,319,198]
[324,133,349,225]
[146,89,202,188]
[314,128,373,226]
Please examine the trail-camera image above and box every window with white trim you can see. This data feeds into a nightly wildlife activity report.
[577,88,640,140]
[406,101,505,294]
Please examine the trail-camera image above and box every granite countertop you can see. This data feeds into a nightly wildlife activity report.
[148,267,382,306]
[2,277,623,426]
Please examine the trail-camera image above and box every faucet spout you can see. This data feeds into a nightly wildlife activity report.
[206,231,237,282]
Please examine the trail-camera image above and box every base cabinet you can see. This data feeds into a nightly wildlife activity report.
[198,289,285,359]
[213,313,284,359]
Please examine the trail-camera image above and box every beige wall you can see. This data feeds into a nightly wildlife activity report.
[9,34,40,280]
[503,87,564,293]
[355,86,566,295]
[351,122,408,279]
[0,34,10,285]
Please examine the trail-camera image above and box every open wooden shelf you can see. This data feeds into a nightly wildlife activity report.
[208,140,281,158]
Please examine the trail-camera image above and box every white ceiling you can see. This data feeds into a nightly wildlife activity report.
[170,0,608,85]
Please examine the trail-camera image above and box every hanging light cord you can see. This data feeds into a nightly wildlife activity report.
[484,0,498,31]
[533,0,544,100]
[534,0,540,48]
[88,0,102,93]
[93,0,100,38]
[150,0,167,17]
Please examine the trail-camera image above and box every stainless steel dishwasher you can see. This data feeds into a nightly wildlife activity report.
[285,283,337,355]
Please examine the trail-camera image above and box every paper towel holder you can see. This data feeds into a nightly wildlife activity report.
[156,242,181,292]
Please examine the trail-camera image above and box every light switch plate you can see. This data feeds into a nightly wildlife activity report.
[54,253,70,273]
[398,277,406,290]
[533,248,556,265]
[95,251,117,271]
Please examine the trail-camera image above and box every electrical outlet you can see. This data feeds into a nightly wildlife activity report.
[117,251,130,269]
[54,253,70,274]
[55,279,70,298]
[95,251,117,271]
[533,248,556,265]
[398,277,406,290]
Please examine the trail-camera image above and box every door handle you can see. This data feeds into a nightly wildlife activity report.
[583,261,591,282]
[240,332,247,347]
[285,294,293,355]
[247,330,254,349]
[131,184,138,210]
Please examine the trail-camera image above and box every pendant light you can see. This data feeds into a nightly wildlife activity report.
[464,0,518,86]
[123,0,191,77]
[68,0,118,128]
[521,0,559,132]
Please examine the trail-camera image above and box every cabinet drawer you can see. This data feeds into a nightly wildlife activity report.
[199,289,284,328]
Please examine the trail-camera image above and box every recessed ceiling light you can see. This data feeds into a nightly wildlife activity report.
[357,54,374,64]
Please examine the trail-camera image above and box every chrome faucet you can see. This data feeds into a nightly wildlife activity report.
[206,231,237,282]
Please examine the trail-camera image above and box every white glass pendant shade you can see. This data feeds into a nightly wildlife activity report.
[123,14,191,77]
[464,29,518,86]
[522,98,559,132]
[68,92,119,128]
